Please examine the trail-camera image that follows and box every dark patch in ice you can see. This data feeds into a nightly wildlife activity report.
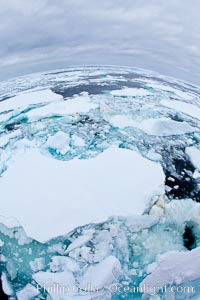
[72,116,105,130]
[183,225,196,250]
[44,70,81,76]
[70,115,111,147]
[0,277,8,300]
[5,123,16,131]
[72,115,102,126]
[165,159,199,201]
[52,84,122,98]
[117,81,145,89]
[168,114,184,122]
[104,72,141,80]
[4,118,28,132]
[0,95,12,102]
[44,70,69,76]
[132,75,199,95]
[51,80,144,98]
[163,148,200,202]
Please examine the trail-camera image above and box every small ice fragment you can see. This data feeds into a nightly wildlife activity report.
[72,135,85,146]
[186,146,200,171]
[33,271,76,299]
[66,234,93,253]
[50,256,80,273]
[1,272,13,296]
[16,284,40,300]
[29,257,45,272]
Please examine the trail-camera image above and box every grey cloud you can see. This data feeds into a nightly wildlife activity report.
[0,0,200,84]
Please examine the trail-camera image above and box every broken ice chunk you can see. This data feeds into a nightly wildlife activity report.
[146,149,162,162]
[29,257,45,272]
[6,259,17,280]
[45,131,70,155]
[125,215,159,232]
[186,146,200,171]
[66,234,93,253]
[1,272,13,297]
[49,256,80,273]
[79,256,121,291]
[140,246,200,294]
[72,135,85,147]
[16,284,40,300]
[33,271,76,300]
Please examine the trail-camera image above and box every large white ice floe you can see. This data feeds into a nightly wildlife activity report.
[26,93,98,119]
[110,115,198,136]
[0,89,62,112]
[161,99,200,120]
[0,147,164,241]
[146,82,197,100]
[110,87,152,97]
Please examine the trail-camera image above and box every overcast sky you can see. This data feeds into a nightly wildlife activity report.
[0,0,200,84]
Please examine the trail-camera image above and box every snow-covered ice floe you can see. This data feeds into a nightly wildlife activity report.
[110,87,153,97]
[0,147,164,241]
[27,93,98,119]
[161,99,200,121]
[1,66,200,299]
[110,115,198,136]
[0,89,62,112]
